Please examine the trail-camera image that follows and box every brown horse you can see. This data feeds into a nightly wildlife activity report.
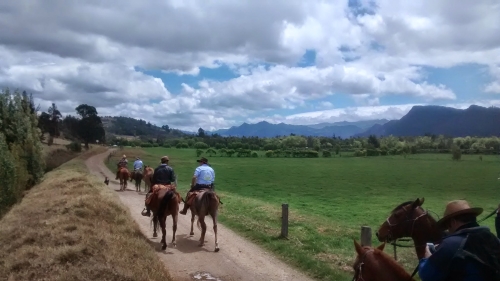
[130,169,144,192]
[117,167,130,191]
[151,189,181,250]
[188,190,220,252]
[353,240,415,281]
[143,166,154,191]
[376,198,443,260]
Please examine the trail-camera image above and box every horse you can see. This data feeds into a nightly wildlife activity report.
[188,190,220,252]
[117,167,130,191]
[143,166,154,192]
[151,188,181,250]
[352,240,415,281]
[376,198,443,260]
[130,169,143,192]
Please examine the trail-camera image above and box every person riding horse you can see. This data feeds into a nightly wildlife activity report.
[141,156,177,217]
[115,155,128,180]
[418,200,500,281]
[131,156,144,180]
[180,157,215,215]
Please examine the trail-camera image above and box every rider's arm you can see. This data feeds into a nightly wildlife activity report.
[418,237,459,281]
[191,167,200,188]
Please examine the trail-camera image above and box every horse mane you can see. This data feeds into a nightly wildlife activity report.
[372,248,412,279]
[391,200,414,214]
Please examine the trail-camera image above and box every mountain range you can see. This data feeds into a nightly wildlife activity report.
[206,105,500,138]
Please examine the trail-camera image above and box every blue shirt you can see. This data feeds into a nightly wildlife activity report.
[194,164,215,185]
[133,160,143,170]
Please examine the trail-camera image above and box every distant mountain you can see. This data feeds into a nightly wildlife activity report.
[307,119,389,130]
[355,105,500,137]
[209,119,388,138]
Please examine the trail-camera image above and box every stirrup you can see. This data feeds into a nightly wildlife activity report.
[141,208,150,216]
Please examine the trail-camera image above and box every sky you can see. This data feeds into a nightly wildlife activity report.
[0,0,499,132]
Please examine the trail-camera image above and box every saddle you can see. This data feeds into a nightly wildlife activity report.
[186,188,218,206]
[145,184,175,206]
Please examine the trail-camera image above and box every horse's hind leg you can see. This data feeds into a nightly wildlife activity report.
[198,215,207,247]
[160,216,167,250]
[212,213,219,252]
[190,212,195,236]
[171,213,178,247]
[153,215,158,238]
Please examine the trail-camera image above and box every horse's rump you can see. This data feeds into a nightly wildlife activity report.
[156,189,177,217]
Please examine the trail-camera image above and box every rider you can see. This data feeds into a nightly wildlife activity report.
[180,157,215,215]
[115,154,128,180]
[141,156,177,217]
[131,157,144,179]
[418,200,500,281]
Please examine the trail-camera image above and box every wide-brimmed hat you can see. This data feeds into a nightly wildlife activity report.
[436,200,483,228]
[196,157,208,163]
[122,154,126,158]
[160,156,169,163]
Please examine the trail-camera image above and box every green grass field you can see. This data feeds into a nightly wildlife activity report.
[106,148,500,281]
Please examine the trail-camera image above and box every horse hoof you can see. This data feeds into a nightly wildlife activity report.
[153,233,158,238]
[215,247,220,252]
[190,232,194,236]
[162,245,167,250]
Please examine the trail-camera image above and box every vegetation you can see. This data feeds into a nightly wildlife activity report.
[0,152,173,281]
[107,147,500,281]
[0,88,45,216]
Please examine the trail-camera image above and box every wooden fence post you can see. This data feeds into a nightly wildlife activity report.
[360,226,372,247]
[281,203,289,238]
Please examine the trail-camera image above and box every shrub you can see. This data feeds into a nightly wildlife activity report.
[322,150,332,157]
[66,141,82,152]
[451,144,462,161]
[251,152,259,158]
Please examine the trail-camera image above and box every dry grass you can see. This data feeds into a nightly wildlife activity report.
[0,155,172,281]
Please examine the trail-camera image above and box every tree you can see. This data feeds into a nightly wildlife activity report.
[75,104,105,149]
[206,148,216,157]
[335,144,341,155]
[451,144,462,161]
[196,149,203,157]
[198,127,205,138]
[368,135,380,149]
[47,103,62,145]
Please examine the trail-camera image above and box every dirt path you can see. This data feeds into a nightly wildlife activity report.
[85,150,315,281]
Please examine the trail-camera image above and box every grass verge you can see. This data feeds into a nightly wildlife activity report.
[0,150,172,281]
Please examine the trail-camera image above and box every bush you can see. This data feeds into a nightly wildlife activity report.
[322,150,332,157]
[354,149,367,157]
[451,144,462,161]
[251,152,259,158]
[194,142,209,149]
[66,141,82,152]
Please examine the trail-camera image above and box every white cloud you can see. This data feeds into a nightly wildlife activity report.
[0,0,499,131]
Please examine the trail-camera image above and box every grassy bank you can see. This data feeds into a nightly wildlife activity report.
[0,150,172,281]
[107,147,500,281]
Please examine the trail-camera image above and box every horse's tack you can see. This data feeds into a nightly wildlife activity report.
[353,249,373,281]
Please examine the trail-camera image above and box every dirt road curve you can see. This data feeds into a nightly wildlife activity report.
[85,150,315,281]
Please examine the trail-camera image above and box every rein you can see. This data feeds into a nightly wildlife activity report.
[352,249,373,281]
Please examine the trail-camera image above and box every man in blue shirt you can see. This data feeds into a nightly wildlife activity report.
[131,157,144,180]
[418,200,500,281]
[180,157,215,215]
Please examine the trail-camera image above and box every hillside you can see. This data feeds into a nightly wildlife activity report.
[101,116,187,138]
[356,105,500,137]
[209,120,389,138]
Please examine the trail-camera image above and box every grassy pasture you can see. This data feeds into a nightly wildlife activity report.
[107,147,500,281]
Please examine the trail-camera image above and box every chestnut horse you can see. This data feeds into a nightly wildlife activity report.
[143,166,154,191]
[376,198,443,260]
[151,189,181,250]
[352,240,415,281]
[118,167,130,191]
[188,190,220,252]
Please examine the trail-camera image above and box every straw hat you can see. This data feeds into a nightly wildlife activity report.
[436,200,483,228]
[160,156,169,163]
[122,154,126,158]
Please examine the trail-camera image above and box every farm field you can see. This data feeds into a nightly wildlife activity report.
[107,148,500,281]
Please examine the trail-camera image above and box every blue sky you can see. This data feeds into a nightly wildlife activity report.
[0,0,499,131]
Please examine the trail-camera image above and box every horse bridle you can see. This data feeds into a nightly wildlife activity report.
[384,205,429,247]
[352,249,373,281]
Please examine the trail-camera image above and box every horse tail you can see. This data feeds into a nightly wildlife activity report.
[157,190,175,220]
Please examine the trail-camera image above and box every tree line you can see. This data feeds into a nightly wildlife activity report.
[0,89,45,215]
[109,128,500,158]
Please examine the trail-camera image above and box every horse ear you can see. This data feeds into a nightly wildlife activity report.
[377,242,386,251]
[353,239,363,255]
[412,198,424,208]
